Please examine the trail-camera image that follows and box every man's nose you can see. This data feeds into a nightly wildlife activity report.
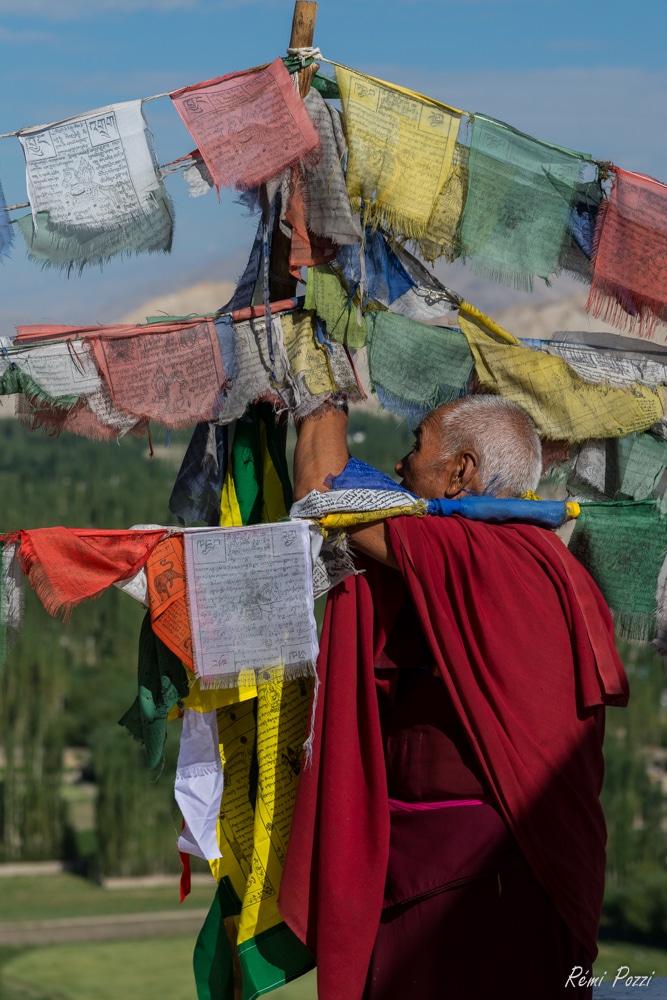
[395,455,406,476]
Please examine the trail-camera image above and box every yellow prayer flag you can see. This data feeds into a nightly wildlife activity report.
[280,309,341,394]
[459,310,665,441]
[220,464,244,527]
[168,666,257,718]
[236,674,312,943]
[336,66,464,254]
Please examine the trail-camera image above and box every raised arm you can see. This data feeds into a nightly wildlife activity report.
[292,401,350,500]
[293,402,397,568]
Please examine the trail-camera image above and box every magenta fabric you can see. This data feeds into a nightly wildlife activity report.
[388,798,485,812]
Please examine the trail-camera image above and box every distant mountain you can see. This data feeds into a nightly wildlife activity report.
[118,280,236,324]
[496,290,667,346]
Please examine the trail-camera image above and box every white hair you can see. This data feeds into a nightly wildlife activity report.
[436,396,542,496]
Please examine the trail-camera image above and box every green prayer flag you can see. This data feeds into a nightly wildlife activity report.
[458,116,589,290]
[0,365,78,409]
[282,58,339,99]
[568,500,667,641]
[366,312,474,426]
[118,610,189,769]
[304,265,366,349]
[194,881,238,1000]
[18,200,173,275]
[238,923,314,999]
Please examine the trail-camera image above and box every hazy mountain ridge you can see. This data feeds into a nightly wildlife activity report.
[119,276,667,347]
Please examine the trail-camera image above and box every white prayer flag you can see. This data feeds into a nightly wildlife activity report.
[184,521,318,688]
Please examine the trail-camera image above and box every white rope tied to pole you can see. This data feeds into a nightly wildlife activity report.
[286,46,323,66]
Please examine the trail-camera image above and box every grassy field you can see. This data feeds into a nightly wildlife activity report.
[594,942,667,979]
[0,874,215,923]
[3,937,667,1000]
[1,942,318,1000]
[0,873,317,1000]
[0,874,665,999]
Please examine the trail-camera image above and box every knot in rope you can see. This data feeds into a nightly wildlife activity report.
[286,46,322,66]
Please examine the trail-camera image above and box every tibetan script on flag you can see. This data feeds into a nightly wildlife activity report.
[18,101,173,271]
[336,67,463,253]
[171,59,321,192]
[184,521,318,688]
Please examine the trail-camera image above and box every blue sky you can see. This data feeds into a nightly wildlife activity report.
[0,0,665,329]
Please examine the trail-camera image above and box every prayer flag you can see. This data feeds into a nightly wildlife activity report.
[0,541,23,669]
[169,422,229,527]
[205,686,315,999]
[184,521,318,689]
[285,171,338,276]
[18,101,173,272]
[546,331,667,387]
[562,172,603,282]
[587,166,667,339]
[300,88,361,246]
[335,66,463,255]
[146,534,194,670]
[90,319,224,429]
[170,59,321,193]
[304,265,366,349]
[568,500,667,641]
[118,610,189,769]
[458,115,588,290]
[333,228,415,314]
[15,385,146,442]
[175,709,224,861]
[656,555,667,663]
[0,340,101,401]
[386,242,458,323]
[569,433,667,513]
[459,311,665,441]
[366,312,474,425]
[3,527,167,620]
[279,309,361,419]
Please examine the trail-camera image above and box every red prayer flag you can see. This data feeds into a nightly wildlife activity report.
[588,166,667,338]
[285,173,338,278]
[89,320,224,429]
[4,527,167,619]
[170,59,321,193]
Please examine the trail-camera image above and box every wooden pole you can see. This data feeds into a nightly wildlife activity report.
[290,1,319,98]
[268,1,319,301]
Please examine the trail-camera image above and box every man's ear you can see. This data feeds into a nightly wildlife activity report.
[443,450,479,498]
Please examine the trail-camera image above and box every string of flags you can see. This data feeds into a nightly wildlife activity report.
[0,55,666,338]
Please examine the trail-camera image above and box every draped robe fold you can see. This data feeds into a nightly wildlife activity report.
[279,515,628,1000]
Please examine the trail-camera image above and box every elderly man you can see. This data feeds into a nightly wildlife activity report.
[280,395,628,1000]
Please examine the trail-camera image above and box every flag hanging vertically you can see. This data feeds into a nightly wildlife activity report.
[587,166,667,339]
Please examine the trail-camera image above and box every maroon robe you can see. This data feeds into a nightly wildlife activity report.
[279,516,628,1000]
